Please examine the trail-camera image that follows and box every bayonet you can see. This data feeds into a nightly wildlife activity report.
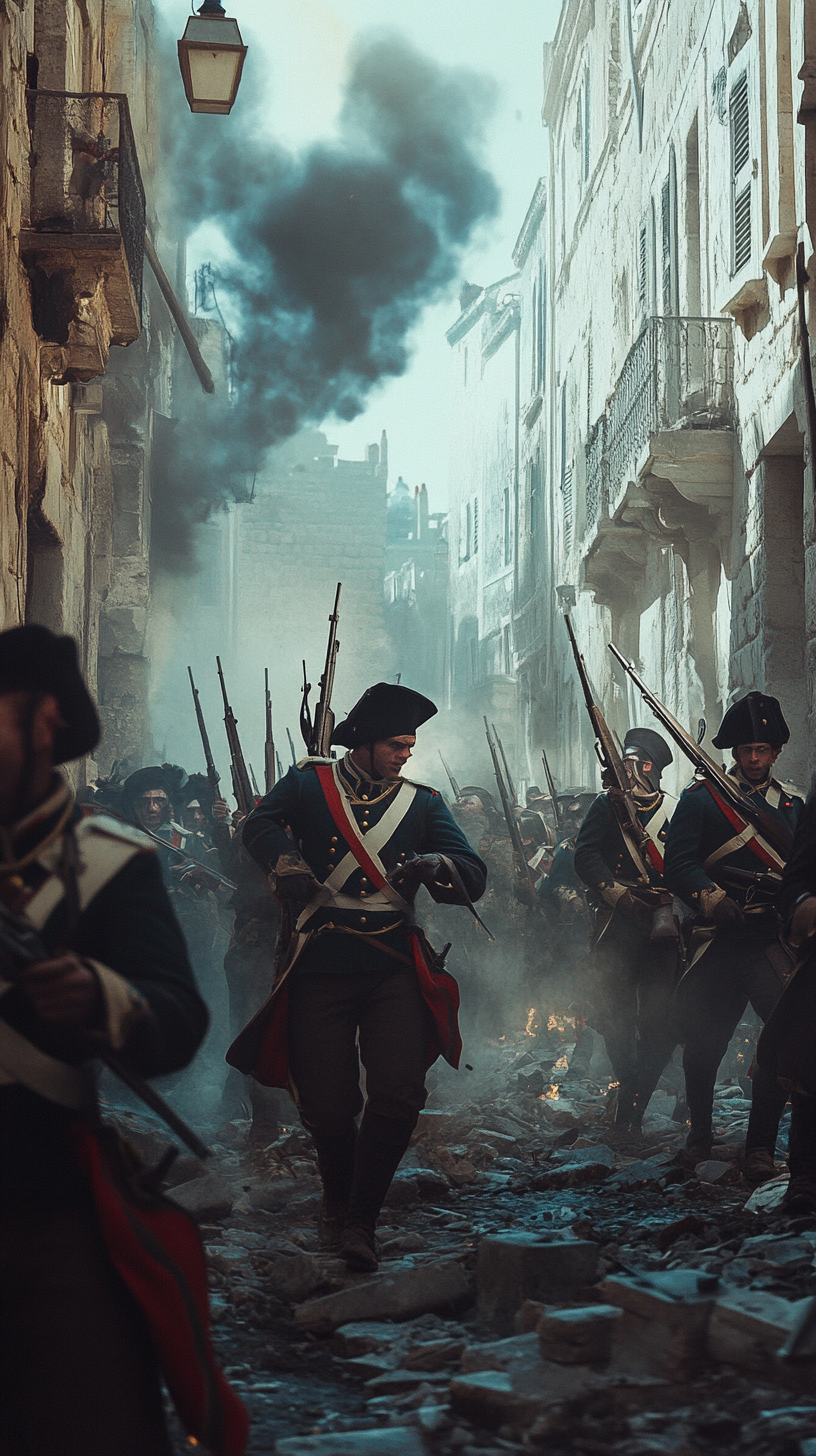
[300,583,342,758]
[484,717,540,905]
[492,724,517,806]
[439,752,462,800]
[264,668,275,793]
[540,746,561,830]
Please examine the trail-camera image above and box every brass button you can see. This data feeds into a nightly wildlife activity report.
[360,890,367,898]
[360,916,367,924]
[361,795,369,802]
[399,851,406,859]
[328,847,336,856]
[360,877,368,886]
[331,836,338,844]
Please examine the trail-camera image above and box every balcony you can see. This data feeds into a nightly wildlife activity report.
[21,91,145,383]
[583,317,735,603]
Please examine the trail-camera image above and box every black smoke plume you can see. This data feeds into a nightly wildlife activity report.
[152,33,499,565]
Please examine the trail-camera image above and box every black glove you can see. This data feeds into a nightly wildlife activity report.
[710,895,745,929]
[390,853,444,892]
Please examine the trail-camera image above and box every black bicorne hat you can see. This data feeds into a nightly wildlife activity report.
[713,692,789,750]
[121,766,173,818]
[331,682,437,749]
[0,624,100,764]
[624,728,673,771]
[179,771,215,809]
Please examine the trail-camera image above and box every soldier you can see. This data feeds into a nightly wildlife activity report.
[574,728,680,1132]
[0,626,245,1455]
[233,682,487,1272]
[664,692,803,1179]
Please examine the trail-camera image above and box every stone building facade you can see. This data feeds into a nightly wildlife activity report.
[383,477,449,704]
[0,0,193,781]
[447,0,816,800]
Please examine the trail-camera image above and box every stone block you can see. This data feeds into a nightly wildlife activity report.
[460,1333,540,1373]
[170,1175,233,1222]
[708,1289,811,1371]
[261,1252,324,1302]
[530,1159,611,1191]
[550,1144,614,1168]
[275,1429,426,1455]
[332,1322,405,1357]
[538,1304,623,1365]
[449,1370,543,1429]
[364,1369,449,1394]
[695,1159,737,1184]
[601,1269,719,1381]
[737,1234,816,1268]
[477,1233,599,1331]
[403,1338,465,1370]
[383,1167,451,1206]
[293,1259,472,1333]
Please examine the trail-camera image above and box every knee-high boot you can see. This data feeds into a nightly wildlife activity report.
[745,1064,789,1157]
[307,1121,358,1246]
[344,1110,416,1235]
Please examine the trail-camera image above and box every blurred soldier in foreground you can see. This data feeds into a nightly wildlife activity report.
[664,693,803,1178]
[0,626,245,1455]
[229,683,487,1272]
[575,729,680,1133]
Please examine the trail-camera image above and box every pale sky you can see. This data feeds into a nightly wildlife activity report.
[158,0,563,507]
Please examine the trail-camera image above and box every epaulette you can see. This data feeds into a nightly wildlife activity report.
[401,777,438,794]
[296,756,334,771]
[683,780,705,793]
[77,813,155,852]
[776,778,805,801]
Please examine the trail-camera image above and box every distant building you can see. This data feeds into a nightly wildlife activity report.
[384,480,448,702]
[446,0,816,795]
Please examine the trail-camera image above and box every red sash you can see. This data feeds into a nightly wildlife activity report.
[704,783,783,872]
[70,1125,249,1456]
[245,766,463,1085]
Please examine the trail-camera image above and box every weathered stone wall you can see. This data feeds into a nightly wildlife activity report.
[0,0,179,781]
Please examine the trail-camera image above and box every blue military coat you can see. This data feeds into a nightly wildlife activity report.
[242,756,486,972]
[663,776,802,909]
[574,792,671,893]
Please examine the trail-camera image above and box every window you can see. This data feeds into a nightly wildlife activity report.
[637,220,648,314]
[560,386,574,552]
[472,497,480,555]
[531,282,538,393]
[529,459,540,536]
[661,146,678,314]
[730,72,751,272]
[536,260,546,390]
[503,624,512,676]
[459,501,470,564]
[503,486,512,564]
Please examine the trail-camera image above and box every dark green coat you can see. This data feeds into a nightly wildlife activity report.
[663,778,802,909]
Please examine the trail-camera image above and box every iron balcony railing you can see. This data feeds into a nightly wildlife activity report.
[585,316,735,528]
[25,90,146,317]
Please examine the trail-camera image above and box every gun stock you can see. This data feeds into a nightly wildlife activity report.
[608,643,793,864]
[187,667,220,800]
[564,616,653,884]
[216,656,253,816]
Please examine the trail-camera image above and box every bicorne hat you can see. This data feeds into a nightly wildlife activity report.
[0,624,100,764]
[331,682,437,748]
[623,728,673,772]
[712,692,789,750]
[121,766,173,820]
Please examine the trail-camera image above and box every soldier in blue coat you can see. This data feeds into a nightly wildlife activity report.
[574,729,680,1131]
[240,683,487,1272]
[663,692,803,1179]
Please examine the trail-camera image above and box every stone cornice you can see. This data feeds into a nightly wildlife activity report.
[513,178,548,268]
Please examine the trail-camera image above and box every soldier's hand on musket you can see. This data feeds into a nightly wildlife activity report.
[21,954,103,1027]
[391,853,445,892]
[212,797,229,822]
[790,895,816,946]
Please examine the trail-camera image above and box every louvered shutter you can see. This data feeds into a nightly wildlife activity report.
[730,73,751,272]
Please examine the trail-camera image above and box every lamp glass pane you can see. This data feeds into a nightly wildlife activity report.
[187,47,240,104]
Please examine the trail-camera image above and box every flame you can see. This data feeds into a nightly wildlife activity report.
[539,1084,560,1100]
[525,1007,538,1036]
[554,1054,569,1070]
[547,1014,558,1031]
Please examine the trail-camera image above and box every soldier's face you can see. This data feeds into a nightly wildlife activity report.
[369,735,416,780]
[734,743,779,783]
[136,790,170,828]
[183,803,206,830]
[0,692,62,824]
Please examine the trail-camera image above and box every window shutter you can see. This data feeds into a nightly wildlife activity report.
[730,72,751,272]
[638,221,648,311]
[473,497,479,555]
[563,461,574,551]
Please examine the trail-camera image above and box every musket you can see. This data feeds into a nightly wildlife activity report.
[264,668,275,794]
[540,746,561,830]
[300,583,342,757]
[608,644,794,863]
[286,728,297,767]
[484,717,540,904]
[492,724,517,806]
[276,750,284,781]
[439,752,462,800]
[249,763,261,798]
[96,809,237,892]
[187,666,220,800]
[0,901,211,1162]
[216,656,254,816]
[564,616,654,886]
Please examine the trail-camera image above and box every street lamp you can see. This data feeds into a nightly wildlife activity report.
[178,0,247,115]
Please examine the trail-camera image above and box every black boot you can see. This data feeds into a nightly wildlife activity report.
[682,1051,716,1162]
[309,1122,357,1251]
[341,1111,415,1270]
[745,1064,789,1170]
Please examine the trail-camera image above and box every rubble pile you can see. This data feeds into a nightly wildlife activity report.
[107,1024,814,1456]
